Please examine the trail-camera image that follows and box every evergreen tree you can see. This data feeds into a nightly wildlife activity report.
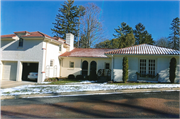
[134,23,154,45]
[95,40,112,48]
[113,22,135,48]
[169,57,177,83]
[169,17,180,50]
[51,0,84,43]
[122,57,128,83]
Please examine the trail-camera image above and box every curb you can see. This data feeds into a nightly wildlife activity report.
[1,87,179,100]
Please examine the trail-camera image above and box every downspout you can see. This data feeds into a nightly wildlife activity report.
[59,57,62,77]
[44,42,48,77]
[111,55,114,81]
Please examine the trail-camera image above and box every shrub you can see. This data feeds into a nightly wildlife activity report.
[169,57,177,83]
[44,77,58,82]
[76,75,84,80]
[89,73,97,81]
[122,56,128,83]
[68,74,75,79]
[85,75,89,80]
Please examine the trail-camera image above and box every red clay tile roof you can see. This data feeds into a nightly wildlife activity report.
[21,31,45,37]
[14,31,29,34]
[105,44,180,55]
[1,31,65,44]
[1,34,16,38]
[52,37,65,42]
[60,48,115,58]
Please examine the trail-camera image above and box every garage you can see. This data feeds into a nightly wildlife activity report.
[2,61,17,81]
[22,62,39,82]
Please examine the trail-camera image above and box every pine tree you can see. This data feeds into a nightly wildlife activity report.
[113,22,135,48]
[51,0,84,42]
[134,23,154,45]
[169,17,180,50]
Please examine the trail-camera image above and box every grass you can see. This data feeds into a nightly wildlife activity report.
[48,79,82,85]
[110,82,174,85]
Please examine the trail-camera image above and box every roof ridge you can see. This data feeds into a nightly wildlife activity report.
[37,31,45,37]
[105,44,180,55]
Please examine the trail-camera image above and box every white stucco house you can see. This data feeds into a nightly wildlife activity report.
[0,31,179,83]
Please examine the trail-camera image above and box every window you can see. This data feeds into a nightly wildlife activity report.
[19,38,23,47]
[50,60,54,67]
[139,59,156,77]
[69,61,74,68]
[59,45,61,51]
[140,59,146,75]
[149,60,155,76]
[105,63,110,69]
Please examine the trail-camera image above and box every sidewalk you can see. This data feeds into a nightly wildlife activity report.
[1,87,179,100]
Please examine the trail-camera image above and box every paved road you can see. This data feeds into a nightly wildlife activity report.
[1,91,179,118]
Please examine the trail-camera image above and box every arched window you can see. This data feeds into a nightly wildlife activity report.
[90,61,97,75]
[82,61,88,76]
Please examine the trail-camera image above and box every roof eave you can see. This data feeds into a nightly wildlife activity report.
[105,54,180,56]
[59,56,110,59]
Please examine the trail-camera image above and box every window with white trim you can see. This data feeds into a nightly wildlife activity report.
[140,59,146,75]
[105,63,110,69]
[69,61,74,68]
[50,60,54,67]
[59,45,61,51]
[149,59,155,76]
[139,59,156,77]
[19,38,23,47]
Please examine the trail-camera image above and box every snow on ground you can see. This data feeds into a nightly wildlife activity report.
[1,82,180,96]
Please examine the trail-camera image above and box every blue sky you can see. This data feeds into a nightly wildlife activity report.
[1,0,179,43]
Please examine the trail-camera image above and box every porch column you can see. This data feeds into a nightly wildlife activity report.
[16,61,22,81]
[88,61,90,76]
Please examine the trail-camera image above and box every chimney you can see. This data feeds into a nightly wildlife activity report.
[66,33,74,51]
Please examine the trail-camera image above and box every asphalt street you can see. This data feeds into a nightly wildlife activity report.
[1,91,180,118]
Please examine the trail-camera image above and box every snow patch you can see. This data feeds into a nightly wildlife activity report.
[1,84,180,96]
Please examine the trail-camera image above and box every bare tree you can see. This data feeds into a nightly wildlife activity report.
[155,37,171,48]
[79,3,104,48]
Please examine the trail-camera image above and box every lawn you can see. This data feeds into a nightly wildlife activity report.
[39,79,83,85]
[110,82,174,85]
[38,78,174,85]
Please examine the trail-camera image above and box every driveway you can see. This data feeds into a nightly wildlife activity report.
[0,80,35,89]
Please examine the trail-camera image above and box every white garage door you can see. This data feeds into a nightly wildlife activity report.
[2,61,17,81]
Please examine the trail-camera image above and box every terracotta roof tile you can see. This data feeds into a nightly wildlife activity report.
[14,31,29,34]
[60,48,115,58]
[1,31,65,44]
[105,44,180,55]
[21,31,44,37]
[1,34,16,38]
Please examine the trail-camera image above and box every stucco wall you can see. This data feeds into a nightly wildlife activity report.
[128,57,138,81]
[112,55,180,83]
[1,39,44,82]
[60,57,111,77]
[113,56,123,82]
[44,42,61,80]
[157,56,180,83]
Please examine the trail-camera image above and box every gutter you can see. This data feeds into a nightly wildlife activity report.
[111,55,114,81]
[59,56,111,59]
[44,42,48,77]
